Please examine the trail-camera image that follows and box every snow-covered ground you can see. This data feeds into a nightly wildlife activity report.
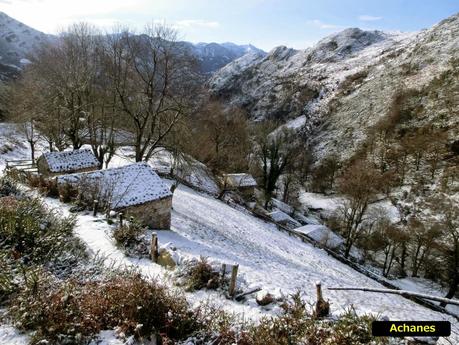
[41,180,459,336]
[1,123,458,344]
[0,324,29,345]
[44,180,459,342]
[394,278,459,316]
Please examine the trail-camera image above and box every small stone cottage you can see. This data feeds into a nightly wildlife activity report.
[57,162,173,229]
[294,224,344,249]
[222,173,257,197]
[37,149,100,176]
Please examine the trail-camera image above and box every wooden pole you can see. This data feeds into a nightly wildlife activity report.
[315,281,330,317]
[228,264,239,298]
[328,286,459,306]
[151,233,159,263]
[235,287,262,301]
[316,281,323,301]
[119,212,124,226]
[221,263,227,280]
[93,200,99,217]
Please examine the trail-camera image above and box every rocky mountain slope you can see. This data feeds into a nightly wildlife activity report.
[208,13,459,160]
[184,41,265,74]
[0,11,264,80]
[0,12,50,80]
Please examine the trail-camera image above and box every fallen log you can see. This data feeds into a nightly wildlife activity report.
[235,287,262,301]
[328,286,459,306]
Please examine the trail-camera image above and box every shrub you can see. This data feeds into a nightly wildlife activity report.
[0,196,82,266]
[0,252,16,304]
[113,220,144,247]
[58,182,79,203]
[185,257,221,291]
[9,272,199,344]
[24,174,60,197]
[38,177,59,197]
[0,176,20,197]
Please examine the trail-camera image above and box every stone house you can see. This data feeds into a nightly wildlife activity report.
[294,224,345,249]
[57,162,173,229]
[37,149,100,177]
[222,173,257,197]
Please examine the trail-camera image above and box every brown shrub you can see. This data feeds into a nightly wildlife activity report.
[58,182,79,203]
[9,273,199,344]
[186,257,221,291]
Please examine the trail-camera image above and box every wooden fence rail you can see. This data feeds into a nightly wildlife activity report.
[328,286,459,307]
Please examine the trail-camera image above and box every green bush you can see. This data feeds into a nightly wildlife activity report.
[0,197,80,266]
[113,220,144,247]
[0,176,20,197]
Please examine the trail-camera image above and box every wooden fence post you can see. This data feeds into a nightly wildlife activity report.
[93,200,99,217]
[151,233,159,263]
[221,263,227,278]
[228,264,239,298]
[314,281,330,317]
[119,212,124,226]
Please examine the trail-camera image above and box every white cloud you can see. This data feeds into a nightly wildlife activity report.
[0,0,144,33]
[308,19,343,30]
[358,15,382,21]
[175,19,219,29]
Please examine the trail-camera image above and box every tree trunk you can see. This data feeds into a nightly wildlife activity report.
[440,274,459,307]
[400,244,406,270]
[411,244,422,277]
[29,141,35,163]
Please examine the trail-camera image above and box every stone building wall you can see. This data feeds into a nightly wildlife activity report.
[124,196,172,229]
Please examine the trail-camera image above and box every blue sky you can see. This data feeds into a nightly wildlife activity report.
[1,0,458,50]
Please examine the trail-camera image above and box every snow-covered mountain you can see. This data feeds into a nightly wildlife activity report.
[0,11,264,80]
[0,12,50,80]
[208,13,459,160]
[208,28,415,122]
[178,41,265,74]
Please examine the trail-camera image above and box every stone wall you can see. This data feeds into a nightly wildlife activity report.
[124,196,172,230]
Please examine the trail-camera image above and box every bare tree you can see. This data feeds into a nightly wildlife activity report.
[9,75,42,162]
[311,153,340,193]
[191,100,250,173]
[252,123,303,208]
[426,195,459,305]
[332,161,384,258]
[407,217,440,278]
[102,24,197,162]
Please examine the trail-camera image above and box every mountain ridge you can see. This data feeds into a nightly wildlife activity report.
[208,12,458,161]
[0,11,265,79]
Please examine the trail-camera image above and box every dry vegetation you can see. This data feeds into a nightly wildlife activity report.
[0,178,396,345]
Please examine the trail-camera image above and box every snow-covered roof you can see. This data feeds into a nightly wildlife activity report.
[294,224,344,249]
[268,210,301,227]
[268,210,291,222]
[224,173,257,188]
[57,162,172,209]
[41,149,99,173]
[271,198,294,214]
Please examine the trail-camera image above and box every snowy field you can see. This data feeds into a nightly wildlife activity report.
[1,123,458,344]
[40,181,459,343]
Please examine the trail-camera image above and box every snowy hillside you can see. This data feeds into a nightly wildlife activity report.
[1,123,458,345]
[208,26,415,123]
[0,12,51,80]
[209,13,458,160]
[178,40,265,74]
